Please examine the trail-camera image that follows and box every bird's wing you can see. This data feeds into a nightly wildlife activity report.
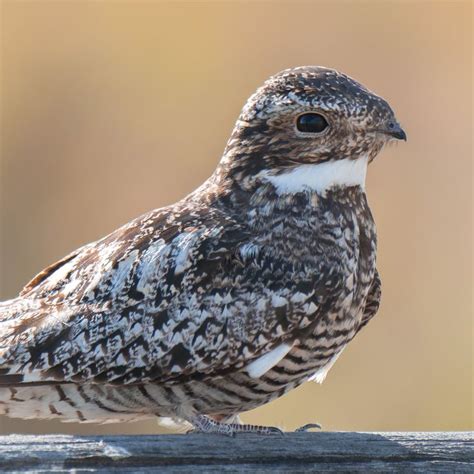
[0,204,337,386]
[357,269,381,331]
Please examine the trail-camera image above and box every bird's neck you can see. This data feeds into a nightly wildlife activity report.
[197,164,369,230]
[254,157,369,195]
[212,122,370,198]
[209,155,369,205]
[192,123,370,212]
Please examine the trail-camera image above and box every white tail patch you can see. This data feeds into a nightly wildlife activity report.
[259,156,369,195]
[245,343,293,378]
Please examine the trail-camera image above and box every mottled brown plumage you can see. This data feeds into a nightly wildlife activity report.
[0,66,405,434]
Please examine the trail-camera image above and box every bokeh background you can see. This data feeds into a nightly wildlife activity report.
[0,1,472,434]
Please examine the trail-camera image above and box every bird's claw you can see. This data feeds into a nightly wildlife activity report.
[295,422,322,432]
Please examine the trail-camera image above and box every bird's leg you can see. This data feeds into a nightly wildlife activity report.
[295,422,322,432]
[189,414,283,436]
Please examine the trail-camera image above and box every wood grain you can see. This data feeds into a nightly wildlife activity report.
[0,432,472,472]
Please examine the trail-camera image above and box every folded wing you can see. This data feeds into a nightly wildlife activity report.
[0,203,334,387]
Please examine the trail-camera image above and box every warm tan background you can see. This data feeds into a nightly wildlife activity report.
[0,1,472,435]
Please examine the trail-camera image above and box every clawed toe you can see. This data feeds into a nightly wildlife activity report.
[295,422,322,432]
[190,415,284,436]
[265,426,284,436]
[237,424,284,435]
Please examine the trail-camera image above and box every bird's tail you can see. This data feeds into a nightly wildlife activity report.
[0,382,155,423]
[0,297,31,352]
[0,297,158,424]
[0,296,44,382]
[0,298,71,422]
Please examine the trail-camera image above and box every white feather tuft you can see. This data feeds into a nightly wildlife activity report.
[309,348,344,383]
[245,343,293,378]
[259,156,369,195]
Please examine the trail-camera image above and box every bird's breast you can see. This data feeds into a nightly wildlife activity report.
[247,188,376,271]
[247,187,377,346]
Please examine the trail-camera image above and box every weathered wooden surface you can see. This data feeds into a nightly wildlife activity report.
[0,432,472,472]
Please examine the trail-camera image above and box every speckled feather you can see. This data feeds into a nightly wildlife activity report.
[0,66,403,426]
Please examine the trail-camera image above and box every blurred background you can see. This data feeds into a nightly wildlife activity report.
[0,1,472,434]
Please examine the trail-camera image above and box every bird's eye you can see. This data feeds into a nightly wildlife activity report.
[296,113,329,134]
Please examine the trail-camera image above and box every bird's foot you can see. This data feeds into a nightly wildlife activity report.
[295,422,322,432]
[189,415,283,436]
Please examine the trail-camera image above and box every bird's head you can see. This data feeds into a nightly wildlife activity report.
[220,66,405,193]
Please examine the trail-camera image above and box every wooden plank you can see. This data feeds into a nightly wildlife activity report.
[0,432,472,472]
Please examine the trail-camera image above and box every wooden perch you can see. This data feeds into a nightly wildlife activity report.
[0,431,472,472]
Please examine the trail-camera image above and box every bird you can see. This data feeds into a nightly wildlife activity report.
[0,66,406,435]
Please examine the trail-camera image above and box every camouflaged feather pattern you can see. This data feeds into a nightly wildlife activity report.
[0,66,404,425]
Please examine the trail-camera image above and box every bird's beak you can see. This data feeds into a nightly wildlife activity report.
[381,121,407,141]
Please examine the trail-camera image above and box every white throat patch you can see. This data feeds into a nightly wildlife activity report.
[259,156,369,195]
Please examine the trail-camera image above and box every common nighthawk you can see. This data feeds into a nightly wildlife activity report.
[0,66,405,435]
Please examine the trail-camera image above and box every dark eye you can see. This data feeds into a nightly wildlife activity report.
[296,113,329,133]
